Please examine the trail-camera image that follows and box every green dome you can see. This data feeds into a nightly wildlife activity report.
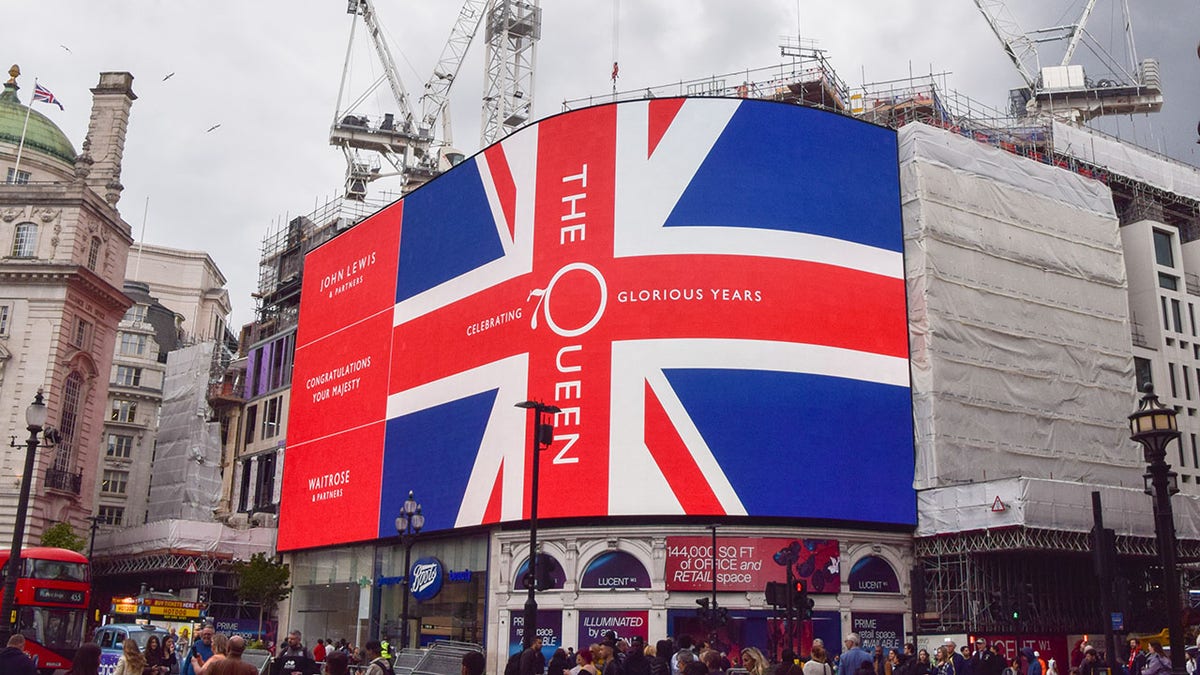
[0,82,76,165]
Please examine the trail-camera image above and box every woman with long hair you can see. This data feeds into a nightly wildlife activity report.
[912,650,933,675]
[161,635,180,675]
[935,647,956,675]
[113,639,147,675]
[740,647,768,675]
[145,635,165,675]
[1141,642,1171,675]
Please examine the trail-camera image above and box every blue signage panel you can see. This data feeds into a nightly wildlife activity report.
[509,610,563,662]
[410,557,444,601]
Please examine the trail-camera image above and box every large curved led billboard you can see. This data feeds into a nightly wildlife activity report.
[278,98,913,552]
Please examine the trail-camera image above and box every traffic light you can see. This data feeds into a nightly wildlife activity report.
[765,581,787,607]
[795,580,814,620]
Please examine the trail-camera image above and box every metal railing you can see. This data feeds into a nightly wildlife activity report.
[44,467,83,494]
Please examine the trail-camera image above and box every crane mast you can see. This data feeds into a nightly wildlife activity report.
[421,0,489,146]
[480,0,542,146]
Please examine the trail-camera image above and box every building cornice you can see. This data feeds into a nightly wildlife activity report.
[0,261,133,312]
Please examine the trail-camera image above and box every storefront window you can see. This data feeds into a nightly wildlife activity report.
[289,545,375,646]
[378,535,489,647]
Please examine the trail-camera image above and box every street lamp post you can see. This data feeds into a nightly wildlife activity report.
[85,515,101,561]
[515,400,560,649]
[1128,384,1187,675]
[2,390,53,636]
[395,490,425,651]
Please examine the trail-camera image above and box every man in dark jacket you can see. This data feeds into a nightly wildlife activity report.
[970,639,1002,675]
[520,637,546,675]
[625,637,653,675]
[0,634,38,675]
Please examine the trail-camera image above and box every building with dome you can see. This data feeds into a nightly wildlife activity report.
[0,66,137,550]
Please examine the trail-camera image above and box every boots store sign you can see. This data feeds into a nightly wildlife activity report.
[278,98,913,552]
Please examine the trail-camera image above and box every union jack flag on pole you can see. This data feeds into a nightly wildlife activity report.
[33,83,64,110]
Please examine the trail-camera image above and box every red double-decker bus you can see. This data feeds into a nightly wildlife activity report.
[0,547,90,671]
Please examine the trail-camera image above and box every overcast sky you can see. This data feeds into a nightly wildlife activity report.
[7,1,1198,329]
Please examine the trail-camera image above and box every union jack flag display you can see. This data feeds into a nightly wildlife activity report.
[33,83,64,110]
[279,98,914,552]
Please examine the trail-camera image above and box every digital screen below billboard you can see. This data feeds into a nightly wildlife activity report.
[278,98,914,551]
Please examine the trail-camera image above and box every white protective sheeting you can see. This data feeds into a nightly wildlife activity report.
[1052,121,1200,203]
[900,123,1158,532]
[146,342,225,522]
[94,519,276,559]
[916,477,1200,540]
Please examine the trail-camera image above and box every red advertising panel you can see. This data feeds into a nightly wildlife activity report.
[280,98,914,551]
[288,310,393,446]
[294,201,402,346]
[664,537,839,592]
[277,422,386,549]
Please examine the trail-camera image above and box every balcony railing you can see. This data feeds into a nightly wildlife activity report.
[44,467,83,495]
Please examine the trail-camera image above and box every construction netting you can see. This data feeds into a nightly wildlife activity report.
[94,518,276,558]
[899,122,1200,537]
[146,342,225,522]
[1052,120,1200,204]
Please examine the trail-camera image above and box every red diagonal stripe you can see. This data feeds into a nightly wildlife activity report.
[643,379,724,515]
[484,144,517,240]
[648,98,686,158]
[483,458,503,524]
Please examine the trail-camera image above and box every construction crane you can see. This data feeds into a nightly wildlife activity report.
[330,0,541,200]
[480,1,542,146]
[972,0,1162,122]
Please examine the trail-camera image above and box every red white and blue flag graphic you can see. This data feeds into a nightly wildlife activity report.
[280,98,913,551]
[33,83,64,110]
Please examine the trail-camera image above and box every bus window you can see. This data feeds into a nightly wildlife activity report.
[18,606,86,650]
[30,558,88,582]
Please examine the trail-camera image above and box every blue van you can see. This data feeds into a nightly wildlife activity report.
[96,624,172,675]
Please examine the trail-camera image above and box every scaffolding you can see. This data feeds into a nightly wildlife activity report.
[915,530,1200,635]
[562,44,849,114]
[252,192,399,342]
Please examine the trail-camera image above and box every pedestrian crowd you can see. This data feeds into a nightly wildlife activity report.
[2,624,1198,675]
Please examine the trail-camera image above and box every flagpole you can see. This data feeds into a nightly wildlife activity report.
[11,78,37,182]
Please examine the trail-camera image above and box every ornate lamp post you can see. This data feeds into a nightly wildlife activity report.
[1128,384,1186,675]
[395,490,425,651]
[2,390,56,635]
[514,400,559,649]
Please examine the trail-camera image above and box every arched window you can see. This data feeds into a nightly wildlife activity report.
[87,237,102,271]
[848,555,900,593]
[54,372,84,472]
[579,551,650,590]
[514,553,566,590]
[11,222,37,257]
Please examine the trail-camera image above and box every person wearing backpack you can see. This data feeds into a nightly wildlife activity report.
[365,641,394,675]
